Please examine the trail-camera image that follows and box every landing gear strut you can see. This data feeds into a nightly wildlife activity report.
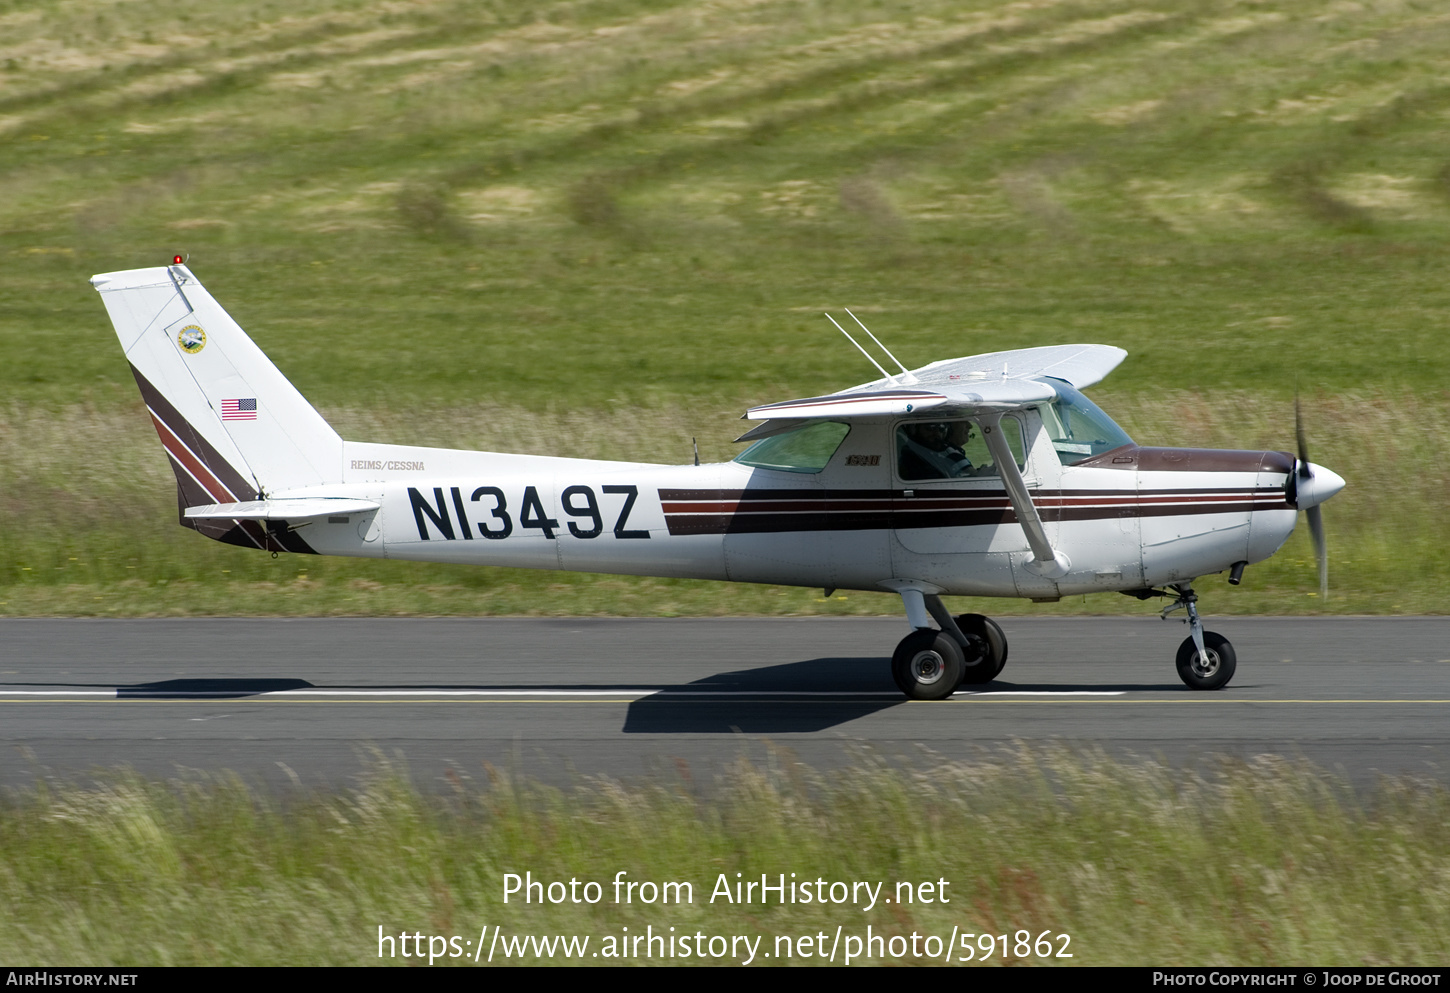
[1162,583,1236,690]
[886,585,1009,699]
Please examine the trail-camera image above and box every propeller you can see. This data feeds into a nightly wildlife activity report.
[1294,395,1329,599]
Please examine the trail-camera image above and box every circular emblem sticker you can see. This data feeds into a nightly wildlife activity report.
[177,325,206,354]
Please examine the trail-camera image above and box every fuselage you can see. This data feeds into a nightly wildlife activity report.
[91,263,1332,617]
[275,407,1301,600]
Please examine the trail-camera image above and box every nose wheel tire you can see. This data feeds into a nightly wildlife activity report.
[891,630,964,700]
[955,613,1007,685]
[1175,632,1236,690]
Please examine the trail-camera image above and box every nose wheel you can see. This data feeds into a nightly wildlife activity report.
[1176,631,1236,690]
[1162,583,1236,690]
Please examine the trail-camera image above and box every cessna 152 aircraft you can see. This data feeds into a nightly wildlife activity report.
[92,261,1345,699]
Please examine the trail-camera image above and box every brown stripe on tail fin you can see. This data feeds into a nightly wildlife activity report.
[130,364,314,553]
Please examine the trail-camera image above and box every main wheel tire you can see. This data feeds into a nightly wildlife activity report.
[1175,632,1236,690]
[955,613,1007,685]
[891,630,964,700]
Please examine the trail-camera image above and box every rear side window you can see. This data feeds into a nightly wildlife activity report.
[735,421,851,473]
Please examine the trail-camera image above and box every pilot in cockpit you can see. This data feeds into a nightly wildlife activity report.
[898,420,976,480]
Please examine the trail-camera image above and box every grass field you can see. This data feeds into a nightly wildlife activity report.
[4,749,1448,966]
[4,0,1450,616]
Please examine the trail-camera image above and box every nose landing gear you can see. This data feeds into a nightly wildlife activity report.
[1162,583,1236,691]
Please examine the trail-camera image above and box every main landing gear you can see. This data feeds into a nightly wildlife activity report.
[888,587,1008,700]
[888,580,1238,699]
[1126,582,1237,690]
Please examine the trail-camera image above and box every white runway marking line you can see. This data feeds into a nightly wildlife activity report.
[0,688,1124,700]
[960,691,1125,696]
[5,691,1450,703]
[274,689,898,697]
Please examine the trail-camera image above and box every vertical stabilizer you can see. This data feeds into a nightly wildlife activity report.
[92,264,342,549]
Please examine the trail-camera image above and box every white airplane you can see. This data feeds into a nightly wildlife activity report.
[91,261,1345,699]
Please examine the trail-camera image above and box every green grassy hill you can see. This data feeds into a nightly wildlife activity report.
[4,0,1448,615]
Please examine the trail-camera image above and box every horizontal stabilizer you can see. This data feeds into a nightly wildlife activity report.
[185,498,380,521]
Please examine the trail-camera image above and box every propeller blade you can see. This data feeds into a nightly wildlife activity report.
[1295,394,1312,479]
[1307,504,1327,600]
[1296,392,1329,599]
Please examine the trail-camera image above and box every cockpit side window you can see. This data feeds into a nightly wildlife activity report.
[734,420,850,473]
[1038,380,1134,465]
[896,417,1024,481]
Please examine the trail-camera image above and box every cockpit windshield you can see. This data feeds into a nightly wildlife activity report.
[1037,380,1133,465]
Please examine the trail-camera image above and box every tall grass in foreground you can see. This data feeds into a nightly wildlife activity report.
[3,748,1448,965]
[2,389,1445,615]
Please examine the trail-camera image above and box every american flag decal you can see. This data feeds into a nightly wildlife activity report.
[221,398,258,421]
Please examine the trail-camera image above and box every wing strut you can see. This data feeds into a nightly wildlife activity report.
[978,413,1071,580]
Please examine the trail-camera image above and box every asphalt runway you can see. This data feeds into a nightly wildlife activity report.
[3,617,1448,792]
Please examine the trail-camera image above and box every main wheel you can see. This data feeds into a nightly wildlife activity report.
[1175,632,1236,690]
[891,630,964,700]
[955,614,1007,685]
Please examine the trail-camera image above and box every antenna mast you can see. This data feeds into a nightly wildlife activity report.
[825,313,897,385]
[845,308,917,384]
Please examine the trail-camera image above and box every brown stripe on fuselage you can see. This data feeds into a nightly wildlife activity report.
[664,472,1299,533]
[662,494,1292,535]
[662,498,897,514]
[663,449,1295,535]
[663,486,1283,505]
[660,488,889,502]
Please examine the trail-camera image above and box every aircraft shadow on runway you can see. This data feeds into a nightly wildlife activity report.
[0,677,325,697]
[619,663,1189,733]
[622,657,904,733]
[116,678,317,698]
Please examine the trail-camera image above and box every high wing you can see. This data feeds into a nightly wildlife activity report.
[905,342,1127,391]
[742,343,1125,423]
[740,343,1126,582]
[742,379,1056,425]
